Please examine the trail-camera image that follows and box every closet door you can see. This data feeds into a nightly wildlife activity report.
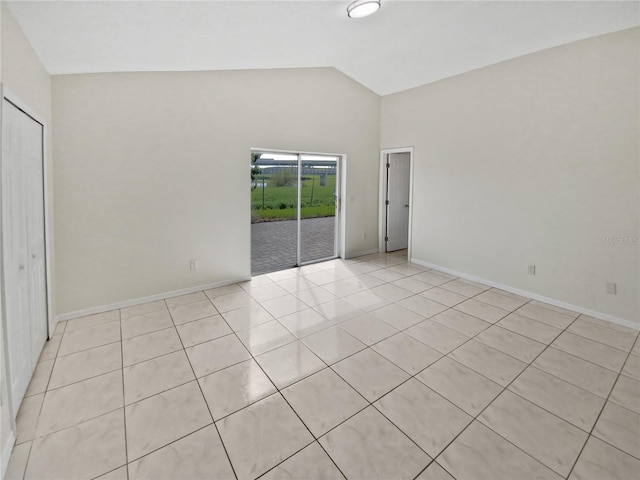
[24,107,48,366]
[2,99,48,409]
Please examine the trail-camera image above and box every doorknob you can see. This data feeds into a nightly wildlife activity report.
[404,204,410,208]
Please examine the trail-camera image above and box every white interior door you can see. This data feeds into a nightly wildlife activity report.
[385,152,410,252]
[2,99,48,410]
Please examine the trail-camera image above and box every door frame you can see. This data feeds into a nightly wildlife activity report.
[0,86,53,430]
[378,147,414,259]
[250,148,346,267]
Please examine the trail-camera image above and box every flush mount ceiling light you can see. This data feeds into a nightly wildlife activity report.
[347,0,381,19]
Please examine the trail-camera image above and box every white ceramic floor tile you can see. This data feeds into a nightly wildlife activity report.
[454,299,510,323]
[313,299,365,324]
[169,299,218,325]
[375,379,472,457]
[430,309,491,337]
[49,342,122,390]
[16,394,44,444]
[370,303,425,330]
[475,325,546,363]
[236,320,297,356]
[497,313,562,344]
[211,291,257,313]
[319,406,430,480]
[64,310,120,333]
[249,282,289,302]
[256,341,326,389]
[123,350,195,404]
[221,303,274,331]
[120,300,167,319]
[25,410,126,480]
[186,334,251,377]
[278,308,334,338]
[420,287,467,307]
[592,401,640,458]
[416,357,503,416]
[24,359,54,397]
[439,421,563,480]
[397,295,449,318]
[609,375,640,414]
[567,317,636,352]
[294,286,338,307]
[175,314,232,347]
[474,290,528,311]
[204,283,243,299]
[415,462,455,480]
[405,320,469,354]
[260,442,345,480]
[508,366,605,431]
[372,332,442,375]
[479,390,588,476]
[125,381,212,461]
[533,347,618,398]
[339,314,398,346]
[262,294,309,318]
[371,283,414,302]
[282,368,368,437]
[128,425,235,480]
[36,371,123,437]
[217,394,314,480]
[516,303,576,329]
[332,349,409,402]
[569,436,640,480]
[58,321,121,357]
[199,359,276,420]
[5,442,31,480]
[440,280,487,297]
[301,326,366,364]
[122,327,183,367]
[121,309,173,339]
[449,340,526,387]
[552,331,627,372]
[164,292,207,308]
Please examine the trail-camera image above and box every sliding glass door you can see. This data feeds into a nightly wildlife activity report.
[250,151,339,275]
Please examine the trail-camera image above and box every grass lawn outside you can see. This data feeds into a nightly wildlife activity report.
[251,173,337,222]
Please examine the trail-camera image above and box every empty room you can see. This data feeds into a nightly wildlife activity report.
[1,1,639,479]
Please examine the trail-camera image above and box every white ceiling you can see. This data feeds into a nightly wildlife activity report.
[7,0,640,95]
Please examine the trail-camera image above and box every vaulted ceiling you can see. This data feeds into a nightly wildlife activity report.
[7,0,639,95]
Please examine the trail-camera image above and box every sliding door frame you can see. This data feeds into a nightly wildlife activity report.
[251,148,345,270]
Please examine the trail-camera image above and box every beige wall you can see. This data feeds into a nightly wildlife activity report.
[1,2,54,471]
[381,27,640,325]
[53,68,380,314]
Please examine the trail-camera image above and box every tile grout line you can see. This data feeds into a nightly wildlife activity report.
[565,332,640,477]
[423,300,613,480]
[166,298,241,480]
[117,308,130,480]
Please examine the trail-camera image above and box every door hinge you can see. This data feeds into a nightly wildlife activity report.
[385,200,389,205]
[385,236,389,242]
[386,163,390,169]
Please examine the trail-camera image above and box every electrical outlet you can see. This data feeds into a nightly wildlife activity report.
[527,264,536,275]
[190,259,199,270]
[605,282,617,295]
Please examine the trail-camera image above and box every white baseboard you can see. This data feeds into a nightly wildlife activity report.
[1,431,15,479]
[411,258,639,331]
[55,277,251,322]
[345,249,380,260]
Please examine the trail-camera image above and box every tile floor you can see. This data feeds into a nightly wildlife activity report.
[5,251,640,480]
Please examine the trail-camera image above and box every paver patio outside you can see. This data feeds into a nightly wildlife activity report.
[251,216,336,274]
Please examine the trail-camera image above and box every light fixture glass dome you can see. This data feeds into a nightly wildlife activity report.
[347,0,381,18]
